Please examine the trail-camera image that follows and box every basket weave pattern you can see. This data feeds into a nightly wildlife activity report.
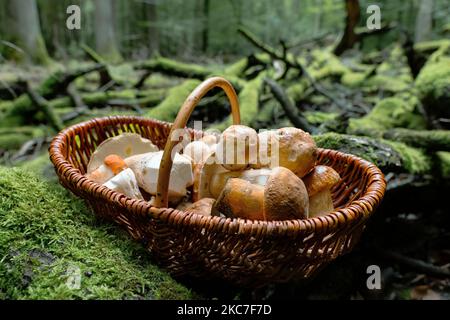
[49,115,386,287]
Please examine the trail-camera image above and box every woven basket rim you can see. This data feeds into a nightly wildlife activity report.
[49,115,386,239]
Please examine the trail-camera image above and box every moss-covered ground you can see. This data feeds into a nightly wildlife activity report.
[0,165,195,300]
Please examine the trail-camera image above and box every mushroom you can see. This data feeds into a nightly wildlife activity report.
[85,154,128,184]
[87,133,158,174]
[125,150,193,202]
[183,198,216,216]
[192,151,273,201]
[183,140,215,167]
[103,168,144,200]
[192,152,229,201]
[215,125,258,171]
[213,166,309,221]
[253,127,317,178]
[302,165,340,217]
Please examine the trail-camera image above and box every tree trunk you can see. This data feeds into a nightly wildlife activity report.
[314,0,323,35]
[202,0,210,53]
[146,1,159,56]
[5,0,52,65]
[333,0,361,56]
[414,0,434,43]
[94,0,122,62]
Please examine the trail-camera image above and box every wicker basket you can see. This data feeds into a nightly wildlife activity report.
[49,77,386,287]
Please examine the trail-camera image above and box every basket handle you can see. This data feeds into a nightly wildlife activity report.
[154,77,241,208]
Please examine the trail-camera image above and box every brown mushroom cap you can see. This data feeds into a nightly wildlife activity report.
[264,166,309,220]
[216,125,258,171]
[213,178,265,220]
[184,198,215,216]
[302,165,340,197]
[251,127,318,178]
[213,167,309,221]
[275,127,317,178]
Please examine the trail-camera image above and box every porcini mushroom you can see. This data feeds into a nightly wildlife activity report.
[253,127,317,178]
[183,140,215,167]
[86,154,128,184]
[183,198,215,216]
[216,125,258,171]
[125,150,193,202]
[192,151,273,201]
[103,168,144,200]
[87,133,158,174]
[213,166,309,221]
[302,165,340,217]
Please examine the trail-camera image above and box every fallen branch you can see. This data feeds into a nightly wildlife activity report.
[133,56,212,79]
[238,27,299,71]
[264,78,315,132]
[375,248,450,278]
[81,44,114,87]
[26,83,64,131]
[239,26,348,110]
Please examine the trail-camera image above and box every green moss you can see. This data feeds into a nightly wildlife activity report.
[304,111,339,125]
[365,75,411,93]
[286,81,308,102]
[0,127,47,151]
[209,75,263,131]
[146,79,201,122]
[308,49,350,79]
[314,132,431,174]
[436,151,450,178]
[342,71,411,93]
[143,73,181,89]
[341,72,367,87]
[224,58,249,77]
[0,167,194,300]
[383,128,450,151]
[414,39,450,53]
[383,140,431,174]
[137,57,212,79]
[348,97,427,135]
[314,133,401,170]
[0,95,34,127]
[415,56,450,105]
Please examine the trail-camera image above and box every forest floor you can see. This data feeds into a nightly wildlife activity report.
[1,35,449,299]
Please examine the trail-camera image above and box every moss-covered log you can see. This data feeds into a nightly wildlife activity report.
[0,88,167,128]
[134,57,212,80]
[0,126,47,151]
[146,79,201,122]
[348,96,427,136]
[314,132,432,174]
[0,167,194,299]
[209,75,264,131]
[415,53,450,123]
[0,64,105,127]
[382,128,450,151]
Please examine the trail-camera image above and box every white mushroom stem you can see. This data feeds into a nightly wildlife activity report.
[125,151,193,202]
[308,190,334,218]
[103,168,143,200]
[209,168,272,198]
[86,164,115,184]
[86,154,128,184]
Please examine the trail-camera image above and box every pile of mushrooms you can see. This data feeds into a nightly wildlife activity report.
[85,126,342,221]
